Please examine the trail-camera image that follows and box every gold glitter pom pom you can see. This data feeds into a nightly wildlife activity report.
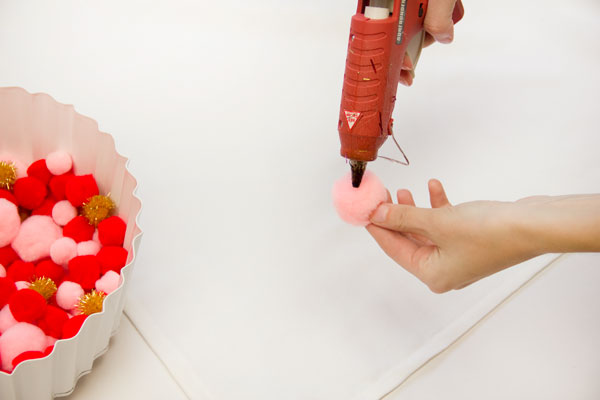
[77,290,106,316]
[29,277,57,300]
[82,195,115,227]
[0,161,17,190]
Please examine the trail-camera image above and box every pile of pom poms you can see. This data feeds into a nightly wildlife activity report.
[0,152,127,373]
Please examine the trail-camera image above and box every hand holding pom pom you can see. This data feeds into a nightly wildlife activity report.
[332,171,388,226]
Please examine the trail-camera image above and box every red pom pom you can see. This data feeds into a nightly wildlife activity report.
[62,314,87,339]
[98,216,126,247]
[65,175,99,207]
[13,177,48,210]
[0,189,17,206]
[97,246,128,274]
[62,216,95,243]
[0,245,18,267]
[7,260,35,282]
[48,172,73,201]
[67,255,100,290]
[31,197,56,216]
[27,159,52,185]
[11,350,45,369]
[0,277,17,308]
[9,289,47,323]
[37,305,69,338]
[35,260,65,284]
[43,345,54,356]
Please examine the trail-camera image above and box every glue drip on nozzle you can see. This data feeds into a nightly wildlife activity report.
[350,160,367,188]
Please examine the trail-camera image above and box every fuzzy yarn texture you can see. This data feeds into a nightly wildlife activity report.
[50,237,78,266]
[12,215,62,262]
[56,281,84,311]
[15,281,31,290]
[68,255,101,290]
[62,314,87,339]
[0,277,17,308]
[0,304,18,333]
[95,270,121,295]
[0,322,47,371]
[37,305,69,338]
[65,174,99,207]
[7,261,35,282]
[0,245,18,267]
[62,216,95,243]
[48,172,73,200]
[0,264,5,278]
[46,151,73,176]
[77,240,101,256]
[27,159,52,185]
[35,260,65,284]
[32,198,57,216]
[332,171,388,226]
[97,246,128,274]
[0,189,17,205]
[13,177,47,210]
[11,350,45,369]
[52,200,78,226]
[0,198,20,247]
[98,216,126,246]
[9,289,47,323]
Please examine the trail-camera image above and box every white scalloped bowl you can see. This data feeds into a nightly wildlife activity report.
[0,87,142,400]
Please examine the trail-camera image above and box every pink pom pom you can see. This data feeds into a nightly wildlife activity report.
[95,270,121,295]
[332,171,388,226]
[0,264,5,278]
[0,304,18,333]
[50,237,78,266]
[0,198,20,247]
[11,216,62,262]
[46,151,73,176]
[0,154,26,179]
[14,281,30,290]
[46,336,58,348]
[77,240,100,256]
[56,281,84,311]
[0,322,47,371]
[51,200,77,226]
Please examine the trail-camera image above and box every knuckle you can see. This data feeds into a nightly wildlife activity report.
[423,19,451,37]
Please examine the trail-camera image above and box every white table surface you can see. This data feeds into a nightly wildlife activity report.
[1,0,599,398]
[63,253,600,400]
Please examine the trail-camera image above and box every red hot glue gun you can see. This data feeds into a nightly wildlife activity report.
[338,0,464,187]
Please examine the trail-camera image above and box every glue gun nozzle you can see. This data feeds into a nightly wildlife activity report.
[350,160,367,188]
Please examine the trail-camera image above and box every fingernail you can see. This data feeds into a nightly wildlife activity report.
[437,33,453,44]
[399,76,409,86]
[370,204,389,223]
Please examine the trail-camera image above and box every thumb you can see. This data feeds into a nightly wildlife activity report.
[369,203,431,235]
[424,0,457,44]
